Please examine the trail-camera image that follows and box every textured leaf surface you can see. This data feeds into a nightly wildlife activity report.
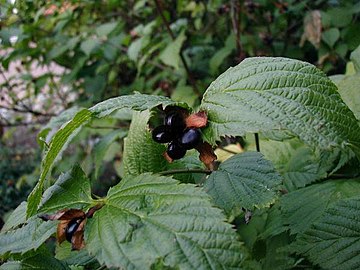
[200,57,360,159]
[123,110,167,176]
[204,152,282,212]
[0,217,56,255]
[293,196,360,269]
[85,173,245,269]
[2,202,27,232]
[260,139,334,190]
[27,93,186,217]
[281,179,360,234]
[0,254,70,270]
[38,165,93,214]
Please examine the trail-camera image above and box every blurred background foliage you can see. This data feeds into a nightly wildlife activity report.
[1,0,360,225]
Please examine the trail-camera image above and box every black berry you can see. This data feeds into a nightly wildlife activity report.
[164,112,185,133]
[179,128,201,150]
[152,125,173,143]
[65,218,82,243]
[167,141,186,160]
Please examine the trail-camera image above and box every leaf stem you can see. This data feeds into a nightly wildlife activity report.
[159,168,213,176]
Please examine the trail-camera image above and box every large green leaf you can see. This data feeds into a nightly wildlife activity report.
[204,152,282,212]
[292,196,360,269]
[123,110,167,176]
[38,165,93,214]
[281,179,360,234]
[200,57,360,159]
[27,93,187,217]
[85,173,246,269]
[0,217,56,255]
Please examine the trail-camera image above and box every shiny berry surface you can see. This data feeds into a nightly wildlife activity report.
[164,112,185,133]
[152,125,173,143]
[65,218,82,243]
[167,142,186,160]
[179,128,201,150]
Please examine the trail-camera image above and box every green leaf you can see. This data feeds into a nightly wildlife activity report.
[281,179,360,234]
[292,196,360,269]
[93,130,127,179]
[2,202,27,232]
[336,74,360,120]
[123,110,167,176]
[350,44,360,73]
[27,109,94,218]
[55,242,95,266]
[27,94,186,218]
[159,31,186,69]
[327,7,352,28]
[260,138,333,190]
[85,173,246,269]
[209,33,236,74]
[200,57,360,159]
[0,217,56,255]
[322,28,340,48]
[38,165,93,214]
[80,38,101,56]
[0,254,70,270]
[204,152,282,212]
[96,22,118,36]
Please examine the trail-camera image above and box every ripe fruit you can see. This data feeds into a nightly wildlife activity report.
[179,128,201,149]
[167,142,186,160]
[164,112,185,133]
[65,218,82,243]
[152,125,173,143]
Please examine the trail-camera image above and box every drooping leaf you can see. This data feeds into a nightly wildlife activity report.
[0,217,56,255]
[204,152,282,212]
[281,178,360,234]
[200,57,360,160]
[292,196,360,269]
[123,110,167,176]
[85,173,246,269]
[159,30,186,69]
[38,165,93,214]
[93,129,127,179]
[27,94,187,217]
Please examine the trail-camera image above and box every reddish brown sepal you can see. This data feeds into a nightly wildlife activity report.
[185,111,208,129]
[195,142,217,169]
[163,151,173,163]
[71,219,86,250]
[39,209,85,221]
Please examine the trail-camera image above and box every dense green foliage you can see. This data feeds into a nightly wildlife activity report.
[1,0,360,269]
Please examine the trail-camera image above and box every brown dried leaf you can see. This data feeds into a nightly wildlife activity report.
[300,10,322,48]
[196,142,217,169]
[185,111,208,129]
[39,209,85,221]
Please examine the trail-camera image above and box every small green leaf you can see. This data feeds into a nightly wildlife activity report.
[159,30,186,69]
[336,74,360,120]
[93,130,127,179]
[204,152,282,212]
[123,110,167,176]
[38,165,93,214]
[292,196,360,269]
[350,44,360,73]
[96,22,118,37]
[281,178,360,234]
[322,28,340,48]
[0,217,56,255]
[80,38,101,56]
[85,173,246,269]
[200,57,360,160]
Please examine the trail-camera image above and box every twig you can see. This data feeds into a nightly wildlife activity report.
[159,168,213,176]
[254,133,260,152]
[231,0,243,59]
[154,0,201,96]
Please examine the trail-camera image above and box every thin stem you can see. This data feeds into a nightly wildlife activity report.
[254,133,260,152]
[159,168,213,176]
[154,0,201,96]
[231,0,243,58]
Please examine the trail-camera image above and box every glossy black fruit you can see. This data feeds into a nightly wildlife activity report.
[167,141,186,160]
[65,218,82,243]
[164,112,185,133]
[152,125,173,143]
[179,128,201,150]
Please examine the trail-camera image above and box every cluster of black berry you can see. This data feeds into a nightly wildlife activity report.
[152,112,201,160]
